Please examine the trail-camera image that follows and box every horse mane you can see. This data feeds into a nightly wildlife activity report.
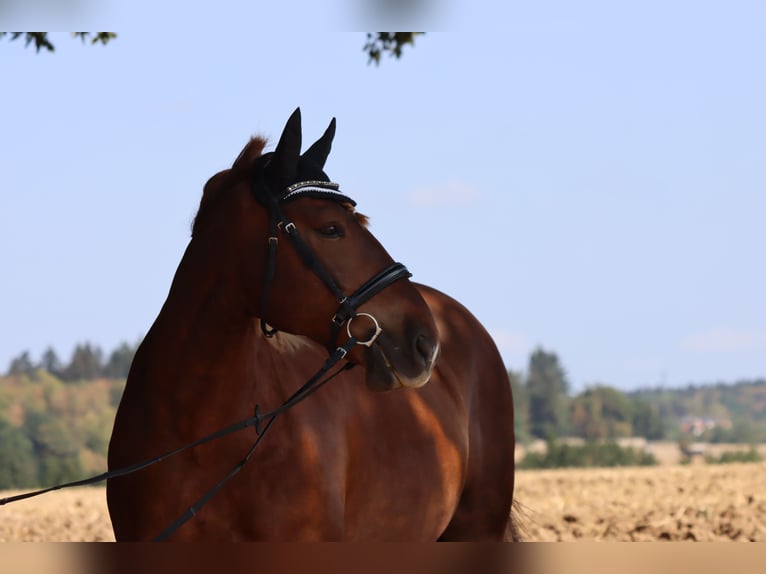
[191,137,267,237]
[232,136,268,172]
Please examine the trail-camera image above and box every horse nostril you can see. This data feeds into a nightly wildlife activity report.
[415,334,437,369]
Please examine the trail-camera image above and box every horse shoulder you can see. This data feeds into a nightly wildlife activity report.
[415,283,516,540]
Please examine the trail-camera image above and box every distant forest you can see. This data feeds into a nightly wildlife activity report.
[509,349,766,445]
[1,343,765,489]
[5,341,138,382]
[1,342,137,489]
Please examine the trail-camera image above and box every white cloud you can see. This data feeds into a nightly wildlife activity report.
[680,327,766,353]
[407,181,480,208]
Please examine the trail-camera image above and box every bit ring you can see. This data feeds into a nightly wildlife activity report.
[346,313,382,347]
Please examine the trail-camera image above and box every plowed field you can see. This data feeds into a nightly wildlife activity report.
[2,462,765,541]
[514,462,766,541]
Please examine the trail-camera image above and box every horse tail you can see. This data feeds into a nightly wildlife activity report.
[504,499,526,542]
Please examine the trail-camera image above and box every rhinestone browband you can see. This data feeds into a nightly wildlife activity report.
[280,181,356,206]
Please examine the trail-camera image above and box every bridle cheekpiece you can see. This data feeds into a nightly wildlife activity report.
[256,176,411,359]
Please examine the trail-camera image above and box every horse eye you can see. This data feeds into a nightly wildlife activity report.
[317,224,344,238]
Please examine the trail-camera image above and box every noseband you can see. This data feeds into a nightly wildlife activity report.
[257,179,412,356]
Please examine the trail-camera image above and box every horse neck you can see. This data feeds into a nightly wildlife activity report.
[132,238,266,402]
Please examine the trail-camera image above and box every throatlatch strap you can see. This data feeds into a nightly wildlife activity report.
[259,198,282,337]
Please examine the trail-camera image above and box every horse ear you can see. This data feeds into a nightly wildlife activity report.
[267,107,302,190]
[302,117,336,169]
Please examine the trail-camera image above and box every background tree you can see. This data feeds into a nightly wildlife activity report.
[508,370,530,444]
[2,32,423,64]
[61,343,104,382]
[7,351,35,377]
[0,32,116,52]
[570,395,598,438]
[102,341,137,379]
[364,33,424,64]
[0,416,38,488]
[631,397,665,439]
[570,385,634,440]
[24,409,84,486]
[40,347,63,378]
[526,348,570,439]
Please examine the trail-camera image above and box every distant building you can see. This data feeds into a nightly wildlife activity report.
[679,416,729,437]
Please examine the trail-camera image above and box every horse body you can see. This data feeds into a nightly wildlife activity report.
[107,110,516,541]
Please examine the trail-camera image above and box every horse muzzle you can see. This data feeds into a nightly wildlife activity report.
[362,328,440,392]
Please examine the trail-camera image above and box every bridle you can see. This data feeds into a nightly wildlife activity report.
[149,177,414,539]
[257,177,412,358]
[0,176,416,541]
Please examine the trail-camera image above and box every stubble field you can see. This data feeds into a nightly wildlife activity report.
[2,462,765,541]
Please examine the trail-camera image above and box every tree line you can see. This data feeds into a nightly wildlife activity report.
[6,341,138,382]
[0,371,123,489]
[510,347,666,444]
[1,343,764,488]
[510,347,766,445]
[7,342,765,444]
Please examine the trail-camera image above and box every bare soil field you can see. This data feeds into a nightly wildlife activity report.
[0,488,114,542]
[2,462,765,541]
[514,462,766,541]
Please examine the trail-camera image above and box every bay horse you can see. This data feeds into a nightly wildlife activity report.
[107,109,518,541]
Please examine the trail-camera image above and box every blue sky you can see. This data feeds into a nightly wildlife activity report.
[2,3,765,391]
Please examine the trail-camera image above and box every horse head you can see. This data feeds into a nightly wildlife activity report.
[192,108,439,391]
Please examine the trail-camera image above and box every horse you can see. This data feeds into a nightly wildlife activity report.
[107,109,519,541]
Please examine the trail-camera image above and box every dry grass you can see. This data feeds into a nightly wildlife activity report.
[2,462,765,541]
